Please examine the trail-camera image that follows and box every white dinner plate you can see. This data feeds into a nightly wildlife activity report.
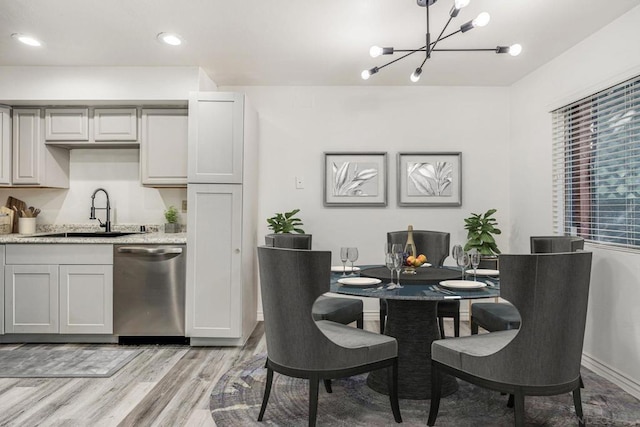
[338,277,381,287]
[331,265,361,273]
[465,268,499,276]
[439,280,487,290]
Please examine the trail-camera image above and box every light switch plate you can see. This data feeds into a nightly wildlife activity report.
[295,176,304,189]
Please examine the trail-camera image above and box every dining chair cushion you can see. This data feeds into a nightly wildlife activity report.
[316,320,397,364]
[432,330,518,371]
[312,296,363,325]
[471,302,521,332]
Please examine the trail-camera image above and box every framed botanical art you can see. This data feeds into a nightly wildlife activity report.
[324,152,387,207]
[397,152,462,207]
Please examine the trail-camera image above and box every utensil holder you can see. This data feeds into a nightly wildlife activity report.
[19,217,36,235]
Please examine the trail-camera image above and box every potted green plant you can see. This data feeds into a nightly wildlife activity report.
[266,208,305,234]
[463,208,501,268]
[164,205,180,233]
[265,209,308,245]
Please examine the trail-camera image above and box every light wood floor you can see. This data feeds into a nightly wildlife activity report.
[0,319,467,426]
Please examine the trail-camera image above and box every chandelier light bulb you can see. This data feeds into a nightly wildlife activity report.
[454,0,470,10]
[410,68,422,83]
[11,33,42,47]
[369,46,383,58]
[473,12,491,28]
[509,43,522,56]
[361,70,371,80]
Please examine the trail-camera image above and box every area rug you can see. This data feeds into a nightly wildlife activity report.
[0,347,141,378]
[211,353,640,426]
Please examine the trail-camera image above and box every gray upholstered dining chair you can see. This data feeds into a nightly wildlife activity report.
[428,251,593,426]
[383,230,454,337]
[257,246,402,426]
[470,235,585,334]
[265,233,364,329]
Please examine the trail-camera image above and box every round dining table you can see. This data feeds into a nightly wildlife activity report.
[330,265,500,400]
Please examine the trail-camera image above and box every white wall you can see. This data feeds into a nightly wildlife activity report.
[510,5,640,398]
[224,85,512,314]
[0,66,216,102]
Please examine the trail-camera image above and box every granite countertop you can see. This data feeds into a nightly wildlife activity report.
[0,225,187,244]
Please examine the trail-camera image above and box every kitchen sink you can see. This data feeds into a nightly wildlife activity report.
[29,231,142,238]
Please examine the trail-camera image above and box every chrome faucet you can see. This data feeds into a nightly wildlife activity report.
[90,188,111,232]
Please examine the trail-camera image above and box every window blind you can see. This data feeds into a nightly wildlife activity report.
[552,75,640,249]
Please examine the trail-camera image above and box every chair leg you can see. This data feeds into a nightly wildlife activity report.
[387,359,402,423]
[470,319,479,335]
[356,314,364,329]
[453,312,460,337]
[427,363,442,426]
[379,299,387,333]
[309,375,320,427]
[438,316,445,339]
[573,386,585,427]
[258,366,274,421]
[513,392,525,427]
[323,379,332,393]
[579,374,584,388]
[507,393,514,408]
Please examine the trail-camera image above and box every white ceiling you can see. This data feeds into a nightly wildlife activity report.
[0,0,638,86]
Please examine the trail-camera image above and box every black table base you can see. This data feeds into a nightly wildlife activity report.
[367,300,459,400]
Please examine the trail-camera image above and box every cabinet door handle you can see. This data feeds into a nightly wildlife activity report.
[235,248,241,254]
[117,246,183,255]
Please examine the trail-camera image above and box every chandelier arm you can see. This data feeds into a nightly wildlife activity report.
[432,48,498,52]
[431,16,454,51]
[375,46,428,70]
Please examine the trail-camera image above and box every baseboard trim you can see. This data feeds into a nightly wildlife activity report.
[582,352,640,400]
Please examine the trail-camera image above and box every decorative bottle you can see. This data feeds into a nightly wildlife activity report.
[404,225,417,274]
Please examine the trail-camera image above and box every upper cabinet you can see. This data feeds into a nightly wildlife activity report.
[10,108,69,188]
[188,92,245,184]
[0,107,11,185]
[94,108,138,141]
[140,108,188,186]
[45,108,89,141]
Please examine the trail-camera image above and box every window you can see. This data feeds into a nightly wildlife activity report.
[552,75,640,249]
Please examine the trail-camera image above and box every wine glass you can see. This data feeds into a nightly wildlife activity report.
[470,249,481,280]
[347,247,359,275]
[385,252,396,288]
[393,251,404,288]
[340,247,349,276]
[452,244,463,262]
[456,251,470,279]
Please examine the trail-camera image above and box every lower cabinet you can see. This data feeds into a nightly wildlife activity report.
[3,244,113,335]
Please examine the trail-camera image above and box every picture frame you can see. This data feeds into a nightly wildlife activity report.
[397,152,462,207]
[324,152,387,207]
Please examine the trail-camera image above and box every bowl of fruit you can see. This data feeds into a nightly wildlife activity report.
[405,253,428,268]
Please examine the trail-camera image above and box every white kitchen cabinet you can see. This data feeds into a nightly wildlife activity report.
[45,108,89,141]
[188,92,245,183]
[186,184,243,339]
[0,107,11,185]
[94,108,138,141]
[11,108,69,188]
[59,264,113,334]
[4,265,59,334]
[186,92,258,346]
[141,108,188,186]
[0,245,5,334]
[4,244,113,335]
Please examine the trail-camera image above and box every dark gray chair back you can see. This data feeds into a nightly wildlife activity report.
[491,252,592,385]
[530,236,584,254]
[257,246,370,371]
[387,230,450,267]
[265,233,312,249]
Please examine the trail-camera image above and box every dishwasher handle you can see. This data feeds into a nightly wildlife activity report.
[117,246,183,255]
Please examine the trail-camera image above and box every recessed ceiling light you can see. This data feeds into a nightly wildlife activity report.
[157,32,182,46]
[11,33,42,47]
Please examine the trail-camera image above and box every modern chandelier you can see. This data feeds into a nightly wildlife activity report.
[361,0,522,82]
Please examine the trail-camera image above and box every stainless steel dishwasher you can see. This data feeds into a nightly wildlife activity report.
[114,244,186,337]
